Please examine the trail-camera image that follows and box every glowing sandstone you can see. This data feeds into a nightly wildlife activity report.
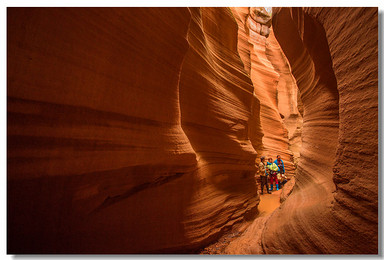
[179,7,260,251]
[266,7,378,254]
[226,7,378,254]
[230,7,300,177]
[7,7,378,254]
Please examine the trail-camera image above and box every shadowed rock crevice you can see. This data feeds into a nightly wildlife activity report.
[91,172,187,214]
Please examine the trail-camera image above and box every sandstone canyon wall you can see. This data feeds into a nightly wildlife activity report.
[267,30,303,168]
[230,7,302,177]
[7,7,378,255]
[8,7,260,253]
[226,7,378,254]
[178,7,261,250]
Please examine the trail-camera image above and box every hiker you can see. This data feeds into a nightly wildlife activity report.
[274,155,285,175]
[274,155,286,188]
[258,156,271,194]
[277,172,287,188]
[267,157,279,191]
[281,174,288,186]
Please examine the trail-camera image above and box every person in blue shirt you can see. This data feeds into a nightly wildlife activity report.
[274,155,286,188]
[274,155,285,174]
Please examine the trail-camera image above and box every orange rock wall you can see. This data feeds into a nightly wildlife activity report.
[230,7,264,155]
[225,7,378,254]
[268,30,303,167]
[8,7,260,253]
[267,7,378,254]
[178,7,260,250]
[7,7,377,255]
[230,7,301,176]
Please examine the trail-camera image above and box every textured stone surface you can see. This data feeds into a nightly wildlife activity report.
[226,7,378,254]
[230,7,252,75]
[7,7,259,253]
[268,30,303,168]
[7,7,378,255]
[280,177,295,203]
[231,7,301,177]
[178,7,260,251]
[266,7,378,254]
[229,7,264,155]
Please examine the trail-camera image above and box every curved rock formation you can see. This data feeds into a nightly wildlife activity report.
[7,7,260,253]
[8,7,195,254]
[230,7,301,177]
[178,7,260,251]
[230,7,264,155]
[226,7,378,254]
[265,7,378,254]
[267,30,303,170]
[230,7,252,75]
[7,7,378,255]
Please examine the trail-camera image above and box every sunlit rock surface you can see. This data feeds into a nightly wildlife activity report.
[178,7,260,251]
[230,7,300,177]
[226,7,378,254]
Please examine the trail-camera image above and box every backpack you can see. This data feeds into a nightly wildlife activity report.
[270,163,279,172]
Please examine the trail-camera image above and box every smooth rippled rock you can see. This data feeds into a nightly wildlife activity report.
[7,7,260,253]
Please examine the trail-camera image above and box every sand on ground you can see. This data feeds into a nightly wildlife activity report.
[199,188,282,254]
[257,189,282,217]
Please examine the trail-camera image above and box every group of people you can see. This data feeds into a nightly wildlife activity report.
[258,155,288,194]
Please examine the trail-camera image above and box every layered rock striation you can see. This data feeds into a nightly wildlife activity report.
[8,7,195,253]
[265,7,378,254]
[7,7,260,253]
[226,7,378,254]
[178,7,261,251]
[230,7,301,176]
[7,7,378,255]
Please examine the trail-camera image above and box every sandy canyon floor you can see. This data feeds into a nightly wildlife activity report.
[200,190,282,254]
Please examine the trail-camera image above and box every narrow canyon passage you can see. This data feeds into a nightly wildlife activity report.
[7,7,378,254]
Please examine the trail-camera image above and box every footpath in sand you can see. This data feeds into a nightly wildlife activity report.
[200,189,282,254]
[257,189,282,216]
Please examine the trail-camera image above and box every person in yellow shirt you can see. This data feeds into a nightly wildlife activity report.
[267,157,279,191]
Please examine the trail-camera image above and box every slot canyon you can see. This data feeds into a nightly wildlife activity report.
[7,7,378,254]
